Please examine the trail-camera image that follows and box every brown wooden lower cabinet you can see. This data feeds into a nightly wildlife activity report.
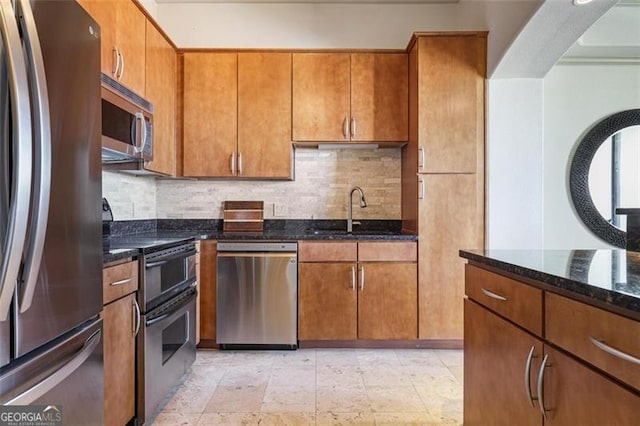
[198,240,217,346]
[541,345,640,425]
[358,262,417,340]
[465,265,640,425]
[103,292,136,426]
[464,299,542,426]
[298,259,417,341]
[298,262,357,340]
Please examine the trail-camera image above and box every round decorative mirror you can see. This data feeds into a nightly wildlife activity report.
[569,109,640,248]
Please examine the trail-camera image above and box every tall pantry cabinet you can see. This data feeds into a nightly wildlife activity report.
[402,33,486,342]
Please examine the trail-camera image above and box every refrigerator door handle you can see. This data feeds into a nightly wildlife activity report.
[0,0,33,322]
[16,0,52,314]
[5,330,101,405]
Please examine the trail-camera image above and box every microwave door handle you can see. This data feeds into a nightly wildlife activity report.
[133,112,145,153]
[140,115,148,155]
[0,0,33,321]
[16,0,52,313]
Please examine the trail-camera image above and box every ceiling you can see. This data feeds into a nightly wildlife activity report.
[563,0,640,62]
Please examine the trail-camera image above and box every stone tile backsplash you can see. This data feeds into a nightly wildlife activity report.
[103,148,401,220]
[102,171,157,220]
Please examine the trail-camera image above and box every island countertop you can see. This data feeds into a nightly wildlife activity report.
[460,249,640,320]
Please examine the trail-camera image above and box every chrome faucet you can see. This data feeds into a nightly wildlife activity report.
[348,186,367,233]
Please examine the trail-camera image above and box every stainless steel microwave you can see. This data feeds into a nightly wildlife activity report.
[101,73,153,164]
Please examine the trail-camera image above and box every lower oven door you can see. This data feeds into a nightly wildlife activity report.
[138,287,196,423]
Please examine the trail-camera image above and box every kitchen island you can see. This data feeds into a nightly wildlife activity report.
[460,249,640,425]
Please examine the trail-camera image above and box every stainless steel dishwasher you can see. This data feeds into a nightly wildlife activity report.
[216,242,298,349]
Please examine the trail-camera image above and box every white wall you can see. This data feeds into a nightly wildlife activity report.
[543,62,640,249]
[486,79,544,249]
[156,1,541,77]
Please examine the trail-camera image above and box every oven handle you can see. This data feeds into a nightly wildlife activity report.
[145,248,197,269]
[146,290,196,327]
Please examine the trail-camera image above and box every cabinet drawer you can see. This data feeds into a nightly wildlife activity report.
[358,242,417,262]
[465,264,542,336]
[103,261,139,305]
[298,241,357,262]
[546,292,640,391]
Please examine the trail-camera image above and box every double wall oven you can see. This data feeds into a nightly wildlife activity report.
[138,242,197,423]
[108,238,197,424]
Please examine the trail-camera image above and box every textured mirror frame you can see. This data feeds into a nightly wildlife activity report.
[569,109,640,249]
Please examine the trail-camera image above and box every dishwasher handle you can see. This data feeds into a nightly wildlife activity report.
[217,252,297,258]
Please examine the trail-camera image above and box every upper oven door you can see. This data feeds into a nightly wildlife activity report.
[101,86,152,163]
[142,245,197,311]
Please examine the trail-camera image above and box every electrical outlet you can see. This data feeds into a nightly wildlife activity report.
[274,204,288,217]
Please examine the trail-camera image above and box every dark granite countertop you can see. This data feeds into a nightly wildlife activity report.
[102,219,416,265]
[460,249,640,319]
[104,219,418,242]
[103,248,139,265]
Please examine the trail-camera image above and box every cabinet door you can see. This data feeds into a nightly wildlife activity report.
[541,346,640,425]
[357,262,417,340]
[298,263,357,340]
[103,293,136,426]
[419,174,482,339]
[292,53,350,142]
[351,53,408,142]
[76,0,116,77]
[145,22,176,176]
[115,0,146,95]
[418,35,485,173]
[238,53,292,178]
[464,300,542,425]
[199,241,217,344]
[183,53,237,177]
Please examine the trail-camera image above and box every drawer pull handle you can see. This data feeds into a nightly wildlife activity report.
[110,278,132,287]
[537,354,551,420]
[589,336,640,365]
[481,288,507,301]
[524,346,539,407]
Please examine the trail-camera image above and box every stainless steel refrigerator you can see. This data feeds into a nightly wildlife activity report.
[0,1,103,423]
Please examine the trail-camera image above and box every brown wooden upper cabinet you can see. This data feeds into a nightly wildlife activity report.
[292,53,408,143]
[144,21,177,176]
[413,35,485,173]
[183,52,293,178]
[77,0,146,96]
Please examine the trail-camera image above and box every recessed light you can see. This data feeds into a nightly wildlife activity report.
[573,0,593,5]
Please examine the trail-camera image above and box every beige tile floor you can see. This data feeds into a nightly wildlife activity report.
[151,349,463,426]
